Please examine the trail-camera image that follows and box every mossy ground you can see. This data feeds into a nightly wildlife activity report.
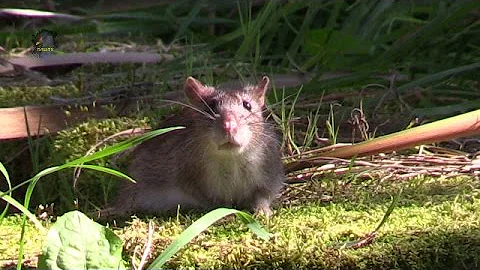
[1,175,479,269]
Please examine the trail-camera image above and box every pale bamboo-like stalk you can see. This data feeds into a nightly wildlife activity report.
[286,110,480,172]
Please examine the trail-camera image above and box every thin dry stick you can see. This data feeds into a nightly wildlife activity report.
[132,246,141,270]
[137,221,155,270]
[285,150,480,183]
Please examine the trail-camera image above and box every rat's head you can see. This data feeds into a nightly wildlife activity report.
[184,76,270,154]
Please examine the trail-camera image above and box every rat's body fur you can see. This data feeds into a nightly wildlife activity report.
[114,77,284,216]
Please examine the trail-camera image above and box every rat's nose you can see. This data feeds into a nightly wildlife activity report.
[222,115,238,134]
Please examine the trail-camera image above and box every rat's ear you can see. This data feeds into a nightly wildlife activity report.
[184,77,214,104]
[253,76,270,106]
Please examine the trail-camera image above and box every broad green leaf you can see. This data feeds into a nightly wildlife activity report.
[148,208,271,269]
[38,210,125,270]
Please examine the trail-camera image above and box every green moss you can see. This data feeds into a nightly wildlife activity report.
[2,175,480,269]
[54,117,149,161]
[0,84,81,108]
[111,176,480,269]
[0,215,45,265]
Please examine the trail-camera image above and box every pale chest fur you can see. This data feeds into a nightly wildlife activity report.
[201,145,265,204]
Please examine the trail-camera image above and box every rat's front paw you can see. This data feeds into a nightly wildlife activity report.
[254,206,273,217]
[253,198,273,217]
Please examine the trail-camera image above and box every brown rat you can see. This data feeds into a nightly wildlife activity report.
[113,76,284,216]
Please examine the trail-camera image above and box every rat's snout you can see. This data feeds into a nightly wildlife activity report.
[222,114,238,135]
[213,109,252,152]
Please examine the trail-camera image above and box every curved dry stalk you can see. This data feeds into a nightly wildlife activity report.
[137,221,155,270]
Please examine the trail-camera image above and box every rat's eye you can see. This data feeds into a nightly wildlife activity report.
[243,100,252,111]
[206,99,218,114]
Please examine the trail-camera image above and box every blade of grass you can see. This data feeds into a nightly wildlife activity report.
[66,127,184,166]
[0,161,12,224]
[147,208,271,269]
[17,108,38,270]
[397,62,480,93]
[170,0,205,44]
[334,186,402,249]
[17,126,185,212]
[236,0,278,59]
[233,210,271,239]
[359,0,394,39]
[412,100,480,118]
[0,193,45,232]
[282,3,321,66]
[376,1,480,66]
[65,164,134,183]
[374,187,403,232]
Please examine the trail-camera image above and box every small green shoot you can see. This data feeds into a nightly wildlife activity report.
[326,103,340,145]
[279,85,303,155]
[302,95,324,149]
[335,187,403,249]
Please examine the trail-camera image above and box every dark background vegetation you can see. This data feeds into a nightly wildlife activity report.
[0,1,479,268]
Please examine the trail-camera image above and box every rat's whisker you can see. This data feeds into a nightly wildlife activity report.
[160,99,215,120]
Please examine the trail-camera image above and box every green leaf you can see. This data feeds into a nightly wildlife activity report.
[148,208,271,269]
[234,211,272,240]
[0,162,10,186]
[38,210,125,270]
